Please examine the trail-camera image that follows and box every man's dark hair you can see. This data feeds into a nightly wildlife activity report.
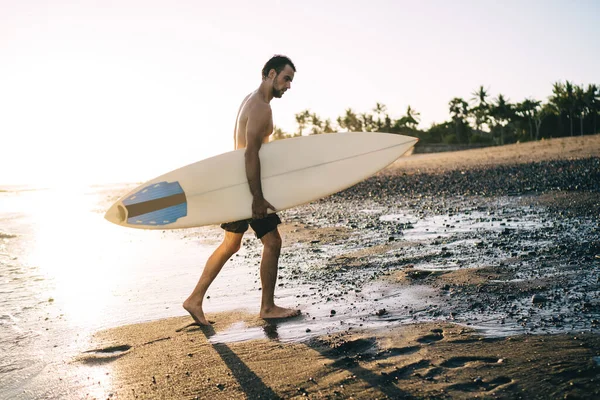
[262,55,296,79]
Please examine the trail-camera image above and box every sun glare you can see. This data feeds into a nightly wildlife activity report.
[2,44,231,187]
[23,187,138,326]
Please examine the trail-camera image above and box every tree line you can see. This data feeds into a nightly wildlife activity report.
[273,81,600,146]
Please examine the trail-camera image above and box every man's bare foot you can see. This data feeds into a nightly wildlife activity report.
[260,305,301,320]
[183,299,211,326]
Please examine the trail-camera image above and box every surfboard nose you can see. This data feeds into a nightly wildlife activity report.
[104,203,127,225]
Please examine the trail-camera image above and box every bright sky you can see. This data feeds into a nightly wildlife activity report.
[1,0,598,185]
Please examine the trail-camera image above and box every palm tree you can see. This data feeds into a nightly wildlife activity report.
[272,125,288,141]
[295,109,311,136]
[384,115,392,132]
[584,84,600,135]
[449,97,469,142]
[575,85,587,136]
[391,105,420,132]
[515,98,541,141]
[533,103,552,140]
[403,105,421,129]
[310,113,324,135]
[564,81,577,136]
[471,85,489,105]
[372,103,387,131]
[491,94,513,145]
[359,113,375,132]
[323,118,335,133]
[470,85,490,133]
[550,81,577,136]
[548,82,565,136]
[337,108,362,132]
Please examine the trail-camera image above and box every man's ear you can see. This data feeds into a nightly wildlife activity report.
[268,69,277,80]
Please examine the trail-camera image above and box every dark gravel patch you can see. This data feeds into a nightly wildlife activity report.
[273,156,600,336]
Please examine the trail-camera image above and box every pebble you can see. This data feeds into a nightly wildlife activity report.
[532,294,547,304]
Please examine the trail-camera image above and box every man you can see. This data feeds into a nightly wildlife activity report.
[183,55,300,325]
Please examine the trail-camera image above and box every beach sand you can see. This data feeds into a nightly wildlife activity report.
[81,135,600,399]
[388,134,600,173]
[82,314,600,400]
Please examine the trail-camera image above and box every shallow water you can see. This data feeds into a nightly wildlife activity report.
[0,184,288,399]
[208,283,438,344]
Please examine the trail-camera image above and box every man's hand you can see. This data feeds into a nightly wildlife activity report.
[252,196,276,220]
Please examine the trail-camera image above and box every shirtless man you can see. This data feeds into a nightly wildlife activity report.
[183,55,300,325]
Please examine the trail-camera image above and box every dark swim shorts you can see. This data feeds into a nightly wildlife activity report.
[220,213,281,239]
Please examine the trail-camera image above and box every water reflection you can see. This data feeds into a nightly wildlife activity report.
[24,187,138,327]
[0,184,215,398]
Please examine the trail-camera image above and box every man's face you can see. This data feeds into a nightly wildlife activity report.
[271,65,294,98]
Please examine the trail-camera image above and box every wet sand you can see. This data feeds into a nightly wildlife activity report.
[82,135,600,399]
[81,313,600,399]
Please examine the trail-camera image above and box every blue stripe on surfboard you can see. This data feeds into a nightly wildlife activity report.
[123,181,184,206]
[127,203,187,226]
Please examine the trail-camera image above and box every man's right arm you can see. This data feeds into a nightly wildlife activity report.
[245,104,275,219]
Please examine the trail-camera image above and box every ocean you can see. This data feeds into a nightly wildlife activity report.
[0,183,236,398]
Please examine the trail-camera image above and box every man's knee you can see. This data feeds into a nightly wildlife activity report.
[261,230,282,251]
[222,234,242,255]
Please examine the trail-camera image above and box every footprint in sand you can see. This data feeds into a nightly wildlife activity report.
[385,359,431,381]
[440,356,501,368]
[328,338,379,368]
[327,337,378,357]
[446,376,513,392]
[374,345,421,359]
[176,321,215,332]
[79,344,132,365]
[416,328,444,344]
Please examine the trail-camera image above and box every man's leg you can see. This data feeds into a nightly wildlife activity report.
[258,228,301,319]
[183,231,243,325]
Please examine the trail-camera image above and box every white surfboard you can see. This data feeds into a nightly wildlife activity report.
[104,132,417,229]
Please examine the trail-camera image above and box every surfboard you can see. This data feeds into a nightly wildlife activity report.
[104,132,417,229]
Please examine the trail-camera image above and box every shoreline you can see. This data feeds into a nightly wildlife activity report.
[79,135,599,398]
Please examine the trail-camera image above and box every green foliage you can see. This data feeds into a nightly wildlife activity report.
[295,109,312,135]
[337,108,363,132]
[292,109,337,136]
[425,121,453,143]
[280,81,599,145]
[443,134,458,144]
[271,125,301,141]
[448,98,471,143]
[469,133,493,145]
[272,126,288,140]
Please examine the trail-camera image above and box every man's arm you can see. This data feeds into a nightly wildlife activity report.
[245,104,275,219]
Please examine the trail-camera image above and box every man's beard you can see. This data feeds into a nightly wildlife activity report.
[272,86,284,98]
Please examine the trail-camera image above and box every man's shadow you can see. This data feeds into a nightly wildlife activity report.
[183,319,411,399]
[184,322,281,399]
